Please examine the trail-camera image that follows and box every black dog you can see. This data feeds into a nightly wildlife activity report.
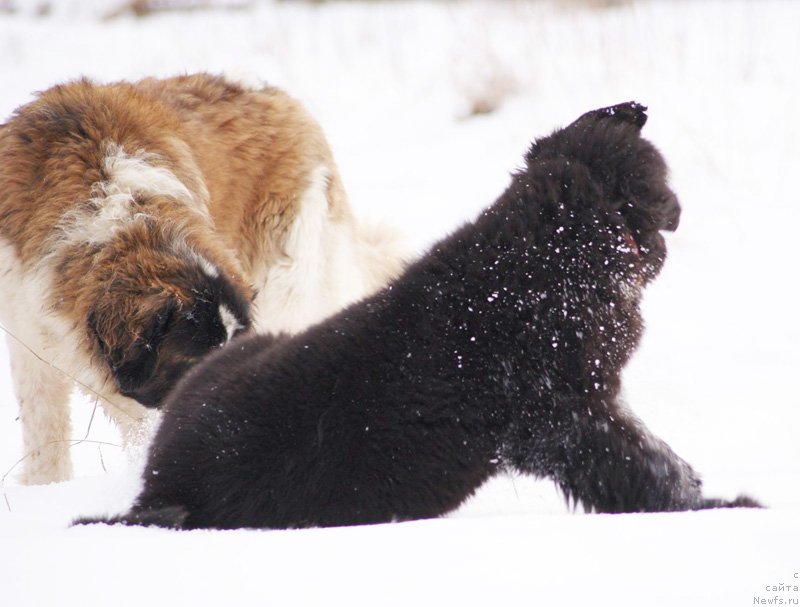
[78,102,757,530]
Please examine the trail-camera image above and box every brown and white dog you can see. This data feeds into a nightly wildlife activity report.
[0,74,407,485]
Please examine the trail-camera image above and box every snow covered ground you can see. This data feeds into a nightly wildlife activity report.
[1,1,798,605]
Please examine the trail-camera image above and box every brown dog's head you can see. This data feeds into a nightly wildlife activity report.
[85,228,252,408]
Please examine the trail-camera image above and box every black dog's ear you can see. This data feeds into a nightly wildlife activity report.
[88,299,178,401]
[527,101,650,166]
[569,101,648,131]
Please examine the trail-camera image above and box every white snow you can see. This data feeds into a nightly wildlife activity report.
[1,1,799,605]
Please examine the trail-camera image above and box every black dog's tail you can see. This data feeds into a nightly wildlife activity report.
[700,495,763,510]
[73,505,189,529]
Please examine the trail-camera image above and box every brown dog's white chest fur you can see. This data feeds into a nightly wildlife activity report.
[0,74,406,484]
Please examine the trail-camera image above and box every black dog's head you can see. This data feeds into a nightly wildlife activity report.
[527,101,681,281]
[87,229,252,408]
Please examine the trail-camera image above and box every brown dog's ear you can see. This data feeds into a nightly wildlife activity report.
[88,299,178,401]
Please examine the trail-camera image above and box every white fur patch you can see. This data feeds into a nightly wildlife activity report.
[0,238,72,483]
[219,304,244,341]
[198,256,219,278]
[172,239,219,279]
[103,142,195,204]
[0,235,150,484]
[254,165,365,334]
[56,142,207,249]
[251,164,410,336]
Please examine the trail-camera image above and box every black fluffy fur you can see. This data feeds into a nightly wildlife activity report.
[76,102,759,530]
